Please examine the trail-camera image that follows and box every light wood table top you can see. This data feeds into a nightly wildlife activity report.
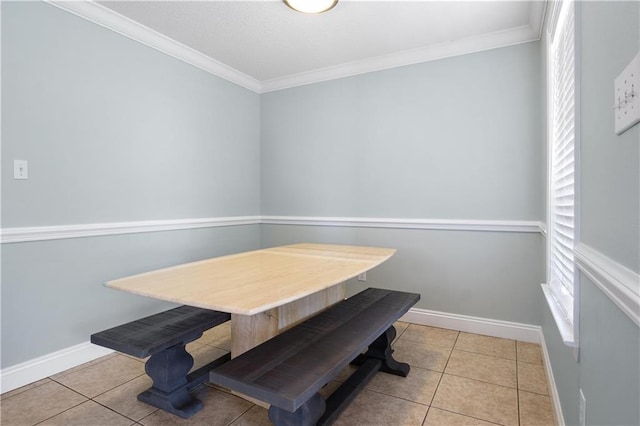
[106,243,396,315]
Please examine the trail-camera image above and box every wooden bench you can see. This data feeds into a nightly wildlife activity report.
[91,305,231,419]
[209,288,420,426]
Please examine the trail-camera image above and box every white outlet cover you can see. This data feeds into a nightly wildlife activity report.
[614,52,640,135]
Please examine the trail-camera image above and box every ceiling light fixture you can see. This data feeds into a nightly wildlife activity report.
[284,0,338,14]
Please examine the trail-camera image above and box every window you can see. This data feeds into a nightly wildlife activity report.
[542,0,579,348]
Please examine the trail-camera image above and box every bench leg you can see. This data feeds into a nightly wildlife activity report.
[137,343,202,419]
[268,393,325,426]
[354,326,411,377]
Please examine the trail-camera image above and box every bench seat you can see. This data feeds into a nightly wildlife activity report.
[91,305,230,418]
[210,288,420,425]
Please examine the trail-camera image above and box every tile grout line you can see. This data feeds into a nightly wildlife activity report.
[364,386,430,408]
[44,364,149,425]
[427,329,459,417]
[430,407,506,426]
[439,371,518,390]
[449,346,517,362]
[0,379,52,401]
[416,324,458,426]
[31,398,90,426]
[224,404,256,426]
[89,398,144,424]
[516,342,521,425]
[49,370,147,401]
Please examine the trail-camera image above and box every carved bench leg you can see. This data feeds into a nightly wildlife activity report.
[353,326,410,377]
[137,343,203,419]
[268,393,326,426]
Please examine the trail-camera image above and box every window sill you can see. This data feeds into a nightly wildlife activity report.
[541,283,578,348]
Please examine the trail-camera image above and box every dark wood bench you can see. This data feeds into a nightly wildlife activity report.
[91,305,231,419]
[209,288,420,426]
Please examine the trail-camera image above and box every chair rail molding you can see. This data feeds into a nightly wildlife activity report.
[261,216,544,233]
[1,216,545,244]
[0,216,261,244]
[574,243,640,327]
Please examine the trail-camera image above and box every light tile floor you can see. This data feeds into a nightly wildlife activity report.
[1,322,555,426]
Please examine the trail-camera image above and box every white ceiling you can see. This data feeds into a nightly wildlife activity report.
[63,1,546,92]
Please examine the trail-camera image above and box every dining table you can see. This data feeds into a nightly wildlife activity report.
[105,243,396,358]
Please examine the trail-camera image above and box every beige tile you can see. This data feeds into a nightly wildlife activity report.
[139,387,252,426]
[209,335,232,351]
[455,333,516,360]
[332,364,358,383]
[424,407,499,426]
[445,349,517,388]
[518,363,549,395]
[366,366,441,405]
[94,375,157,421]
[393,321,410,342]
[229,405,270,426]
[392,338,452,372]
[39,400,134,426]
[185,341,205,353]
[517,341,543,365]
[0,380,87,425]
[54,354,145,398]
[333,389,428,426]
[399,324,459,349]
[197,323,231,346]
[519,390,556,426]
[0,378,52,400]
[189,344,229,372]
[50,353,118,380]
[317,380,344,401]
[432,374,518,426]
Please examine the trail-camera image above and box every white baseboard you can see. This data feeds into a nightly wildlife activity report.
[1,342,113,394]
[399,307,541,343]
[539,330,566,426]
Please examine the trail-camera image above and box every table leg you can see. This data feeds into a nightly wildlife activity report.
[231,284,345,357]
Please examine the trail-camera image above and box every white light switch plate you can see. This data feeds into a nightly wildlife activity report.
[13,160,28,180]
[614,53,640,135]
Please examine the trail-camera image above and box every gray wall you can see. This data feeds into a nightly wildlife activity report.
[1,2,261,367]
[541,2,640,425]
[261,43,546,324]
[2,2,260,227]
[261,43,543,220]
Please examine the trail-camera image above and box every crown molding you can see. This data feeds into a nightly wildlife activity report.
[529,0,548,40]
[261,24,540,92]
[45,0,262,93]
[46,0,545,94]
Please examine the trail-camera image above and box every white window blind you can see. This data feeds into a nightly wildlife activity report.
[544,0,578,347]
